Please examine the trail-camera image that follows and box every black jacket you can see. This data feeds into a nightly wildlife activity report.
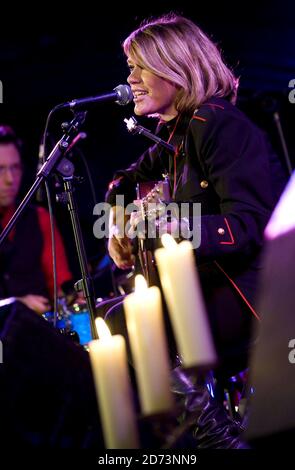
[106,97,285,370]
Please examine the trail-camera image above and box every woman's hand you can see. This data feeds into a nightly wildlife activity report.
[108,230,135,269]
[108,206,135,270]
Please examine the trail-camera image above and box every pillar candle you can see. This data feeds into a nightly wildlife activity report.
[155,234,216,368]
[88,318,139,448]
[123,275,174,416]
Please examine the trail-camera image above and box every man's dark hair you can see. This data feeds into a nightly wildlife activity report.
[0,125,23,154]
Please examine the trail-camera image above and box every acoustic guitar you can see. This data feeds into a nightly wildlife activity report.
[133,177,171,287]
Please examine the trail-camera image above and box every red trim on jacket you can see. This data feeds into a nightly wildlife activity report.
[220,217,235,245]
[203,103,225,110]
[192,115,207,122]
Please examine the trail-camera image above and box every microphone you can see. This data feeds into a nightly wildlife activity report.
[56,84,133,110]
[124,117,175,152]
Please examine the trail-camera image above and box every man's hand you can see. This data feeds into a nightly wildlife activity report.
[16,294,51,314]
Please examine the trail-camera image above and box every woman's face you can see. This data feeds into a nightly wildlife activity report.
[127,57,179,121]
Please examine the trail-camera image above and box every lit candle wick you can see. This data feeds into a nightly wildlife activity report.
[161,233,178,249]
[135,274,148,293]
[95,317,112,340]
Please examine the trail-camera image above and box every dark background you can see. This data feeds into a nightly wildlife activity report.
[0,0,294,298]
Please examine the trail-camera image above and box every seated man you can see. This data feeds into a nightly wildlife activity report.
[0,125,73,314]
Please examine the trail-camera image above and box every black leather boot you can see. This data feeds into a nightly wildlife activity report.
[169,367,247,449]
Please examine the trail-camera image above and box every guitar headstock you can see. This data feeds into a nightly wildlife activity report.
[135,179,170,220]
[136,178,170,202]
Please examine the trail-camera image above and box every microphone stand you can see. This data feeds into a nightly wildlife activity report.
[0,111,98,340]
[273,111,293,176]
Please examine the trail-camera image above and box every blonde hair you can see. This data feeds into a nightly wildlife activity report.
[123,13,239,114]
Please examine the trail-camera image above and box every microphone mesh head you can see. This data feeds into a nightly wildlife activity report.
[114,84,133,105]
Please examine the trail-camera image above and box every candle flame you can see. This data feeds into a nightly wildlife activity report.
[95,317,112,340]
[161,233,178,249]
[135,274,148,293]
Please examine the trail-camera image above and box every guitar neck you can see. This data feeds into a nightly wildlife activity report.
[134,178,171,286]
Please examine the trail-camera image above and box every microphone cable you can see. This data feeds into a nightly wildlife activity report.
[40,107,60,324]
